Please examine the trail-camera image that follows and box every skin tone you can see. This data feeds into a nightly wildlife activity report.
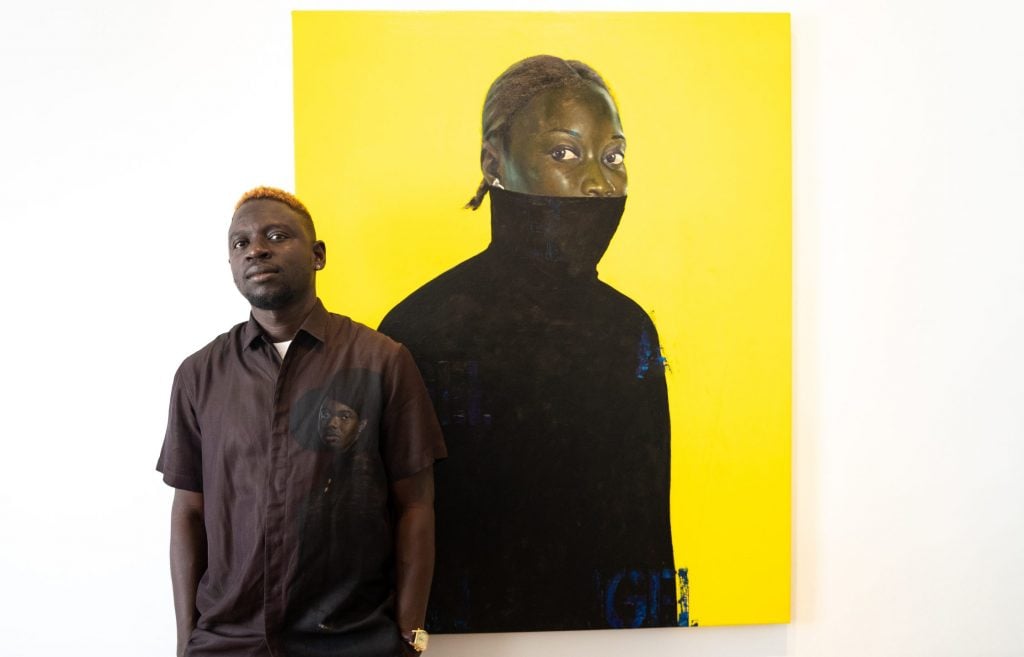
[483,81,627,198]
[171,197,435,656]
[170,489,205,657]
[392,467,436,655]
[227,199,326,342]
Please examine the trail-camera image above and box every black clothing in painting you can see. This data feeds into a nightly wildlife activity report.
[378,188,676,632]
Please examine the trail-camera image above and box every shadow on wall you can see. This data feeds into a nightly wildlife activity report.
[430,623,789,657]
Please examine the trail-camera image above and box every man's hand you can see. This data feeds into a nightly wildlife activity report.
[400,638,421,657]
[391,466,435,644]
[170,489,206,657]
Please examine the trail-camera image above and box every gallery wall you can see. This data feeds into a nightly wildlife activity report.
[0,1,1020,656]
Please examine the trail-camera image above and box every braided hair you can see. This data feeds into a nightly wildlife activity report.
[466,55,612,210]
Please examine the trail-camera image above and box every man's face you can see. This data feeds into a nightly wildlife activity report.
[228,199,325,311]
[317,399,366,450]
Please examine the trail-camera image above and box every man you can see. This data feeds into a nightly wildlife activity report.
[157,186,445,657]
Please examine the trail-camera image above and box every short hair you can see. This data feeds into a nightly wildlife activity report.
[467,55,615,210]
[234,186,316,238]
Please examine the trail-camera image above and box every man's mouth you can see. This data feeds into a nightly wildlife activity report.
[246,266,280,280]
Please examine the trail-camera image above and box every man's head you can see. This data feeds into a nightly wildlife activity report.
[228,186,326,311]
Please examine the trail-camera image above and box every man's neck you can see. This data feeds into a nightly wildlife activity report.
[251,294,318,343]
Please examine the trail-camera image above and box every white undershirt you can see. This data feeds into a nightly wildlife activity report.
[273,340,292,359]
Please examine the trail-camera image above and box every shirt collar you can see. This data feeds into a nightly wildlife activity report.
[241,298,329,349]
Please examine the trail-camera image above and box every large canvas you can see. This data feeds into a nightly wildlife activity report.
[294,11,790,631]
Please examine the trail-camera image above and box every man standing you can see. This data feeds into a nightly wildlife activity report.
[157,187,445,657]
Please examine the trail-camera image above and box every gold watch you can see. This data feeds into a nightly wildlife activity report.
[402,628,429,652]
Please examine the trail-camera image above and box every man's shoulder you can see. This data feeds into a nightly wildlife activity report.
[322,308,407,357]
[174,320,249,375]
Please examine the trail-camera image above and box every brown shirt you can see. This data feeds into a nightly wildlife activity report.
[157,300,445,657]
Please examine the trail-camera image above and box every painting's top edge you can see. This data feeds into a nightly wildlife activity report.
[291,9,793,17]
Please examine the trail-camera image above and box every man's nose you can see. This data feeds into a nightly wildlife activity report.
[245,238,271,259]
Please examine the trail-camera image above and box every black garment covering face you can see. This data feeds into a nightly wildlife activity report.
[487,186,627,278]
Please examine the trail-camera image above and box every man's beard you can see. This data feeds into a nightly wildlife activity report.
[244,286,298,310]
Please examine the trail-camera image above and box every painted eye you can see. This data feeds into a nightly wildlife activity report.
[551,147,579,161]
[604,152,625,166]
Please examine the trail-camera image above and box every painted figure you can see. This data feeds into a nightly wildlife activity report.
[379,55,677,632]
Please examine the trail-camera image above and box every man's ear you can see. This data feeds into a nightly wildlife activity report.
[480,140,503,185]
[313,240,326,270]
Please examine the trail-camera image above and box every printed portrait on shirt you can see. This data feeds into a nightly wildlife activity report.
[293,11,792,631]
[287,369,392,631]
[290,368,385,499]
[292,372,376,454]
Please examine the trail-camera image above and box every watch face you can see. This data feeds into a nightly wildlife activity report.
[412,629,429,652]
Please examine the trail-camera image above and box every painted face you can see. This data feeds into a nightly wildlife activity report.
[228,199,324,311]
[316,399,366,450]
[498,82,627,197]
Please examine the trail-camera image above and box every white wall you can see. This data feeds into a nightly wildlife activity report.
[1,1,1021,656]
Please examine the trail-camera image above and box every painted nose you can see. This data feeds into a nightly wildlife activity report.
[581,161,615,197]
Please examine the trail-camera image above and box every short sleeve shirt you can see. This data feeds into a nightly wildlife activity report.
[157,300,446,657]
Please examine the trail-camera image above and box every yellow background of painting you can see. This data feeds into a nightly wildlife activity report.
[294,11,790,627]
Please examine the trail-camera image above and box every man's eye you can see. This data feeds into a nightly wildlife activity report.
[268,232,288,241]
[551,147,579,162]
[604,152,624,166]
[232,240,248,249]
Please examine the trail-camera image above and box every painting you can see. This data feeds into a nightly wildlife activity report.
[293,11,791,632]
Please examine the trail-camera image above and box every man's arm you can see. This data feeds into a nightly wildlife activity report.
[170,489,206,657]
[391,465,436,649]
